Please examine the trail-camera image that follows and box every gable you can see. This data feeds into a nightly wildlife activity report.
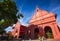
[29,8,48,23]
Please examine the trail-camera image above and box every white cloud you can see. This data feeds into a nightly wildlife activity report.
[19,16,31,26]
[51,6,60,27]
[56,16,60,27]
[51,6,60,13]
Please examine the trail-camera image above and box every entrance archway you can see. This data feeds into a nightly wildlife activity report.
[34,28,39,39]
[44,26,53,38]
[19,32,24,39]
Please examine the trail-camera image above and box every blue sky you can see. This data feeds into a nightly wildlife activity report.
[14,0,60,26]
[5,0,60,32]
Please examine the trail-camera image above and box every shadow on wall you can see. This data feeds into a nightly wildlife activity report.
[28,24,44,39]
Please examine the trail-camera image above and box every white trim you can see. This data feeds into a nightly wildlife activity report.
[30,14,53,23]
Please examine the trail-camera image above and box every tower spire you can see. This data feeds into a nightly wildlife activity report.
[36,6,40,12]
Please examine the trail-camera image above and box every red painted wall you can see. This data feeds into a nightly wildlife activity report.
[29,8,60,40]
[12,8,60,40]
[12,21,27,39]
[12,21,21,38]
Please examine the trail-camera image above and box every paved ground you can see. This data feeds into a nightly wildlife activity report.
[22,39,60,41]
[0,39,60,41]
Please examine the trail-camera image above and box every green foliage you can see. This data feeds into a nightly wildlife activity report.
[7,31,14,39]
[0,30,6,34]
[0,0,23,34]
[0,0,18,29]
[0,0,18,28]
[46,31,53,38]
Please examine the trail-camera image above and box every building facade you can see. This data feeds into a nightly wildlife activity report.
[12,8,60,40]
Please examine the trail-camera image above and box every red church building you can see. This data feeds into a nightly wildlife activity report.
[12,8,60,40]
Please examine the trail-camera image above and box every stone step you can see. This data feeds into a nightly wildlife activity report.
[0,39,60,41]
[22,39,60,41]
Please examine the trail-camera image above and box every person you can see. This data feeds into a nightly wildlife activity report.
[26,30,31,40]
[0,34,2,40]
[38,32,43,41]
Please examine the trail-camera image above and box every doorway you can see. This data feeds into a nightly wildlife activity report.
[34,28,39,39]
[44,26,53,38]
